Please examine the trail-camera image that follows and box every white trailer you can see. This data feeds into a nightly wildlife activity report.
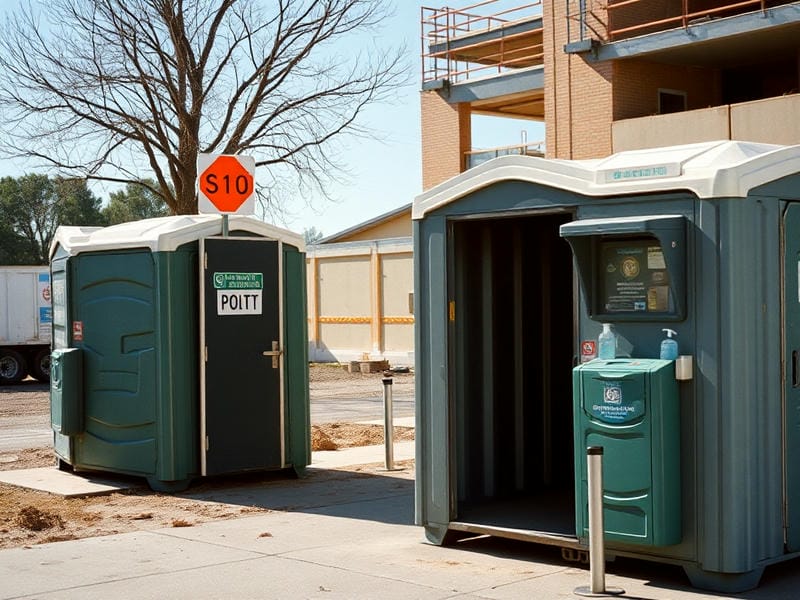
[0,266,51,384]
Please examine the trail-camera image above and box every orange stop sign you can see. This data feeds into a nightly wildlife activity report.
[198,155,254,213]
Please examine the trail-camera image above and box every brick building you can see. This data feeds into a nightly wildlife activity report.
[421,0,800,188]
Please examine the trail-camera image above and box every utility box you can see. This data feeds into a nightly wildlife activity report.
[49,215,310,491]
[50,348,83,437]
[573,358,680,547]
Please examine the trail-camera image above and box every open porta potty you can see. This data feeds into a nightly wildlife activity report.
[49,214,309,491]
[413,140,800,592]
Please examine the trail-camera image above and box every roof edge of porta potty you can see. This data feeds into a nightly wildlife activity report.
[49,214,305,260]
[412,139,800,220]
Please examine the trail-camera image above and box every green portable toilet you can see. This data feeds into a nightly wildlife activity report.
[49,214,310,491]
[414,141,800,592]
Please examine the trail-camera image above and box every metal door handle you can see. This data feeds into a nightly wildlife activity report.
[262,340,282,368]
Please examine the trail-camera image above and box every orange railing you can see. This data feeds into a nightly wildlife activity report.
[567,0,778,45]
[608,0,768,40]
[422,0,544,84]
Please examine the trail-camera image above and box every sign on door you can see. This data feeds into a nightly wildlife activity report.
[214,272,263,315]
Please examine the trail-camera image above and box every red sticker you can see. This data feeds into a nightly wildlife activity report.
[581,340,596,362]
[72,321,84,341]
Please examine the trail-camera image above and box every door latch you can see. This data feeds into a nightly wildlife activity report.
[262,340,282,369]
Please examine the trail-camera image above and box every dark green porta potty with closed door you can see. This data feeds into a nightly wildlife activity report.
[49,215,310,491]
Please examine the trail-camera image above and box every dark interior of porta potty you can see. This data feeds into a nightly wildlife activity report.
[448,212,576,536]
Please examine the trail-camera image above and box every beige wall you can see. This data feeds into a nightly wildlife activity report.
[306,240,414,364]
[730,94,800,146]
[613,94,800,152]
[380,254,415,351]
[317,256,371,316]
[333,210,412,242]
[612,106,730,152]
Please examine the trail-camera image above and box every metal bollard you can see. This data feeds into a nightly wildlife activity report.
[575,446,624,597]
[382,377,394,470]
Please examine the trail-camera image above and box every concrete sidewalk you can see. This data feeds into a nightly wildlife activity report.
[2,443,800,599]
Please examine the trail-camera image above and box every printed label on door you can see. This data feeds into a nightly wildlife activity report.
[217,290,262,315]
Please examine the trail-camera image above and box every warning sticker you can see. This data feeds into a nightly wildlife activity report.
[581,340,597,363]
[72,321,84,341]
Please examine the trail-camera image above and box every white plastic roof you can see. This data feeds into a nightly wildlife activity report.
[413,140,800,220]
[50,214,305,259]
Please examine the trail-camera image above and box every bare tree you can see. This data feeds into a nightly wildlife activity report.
[0,0,407,215]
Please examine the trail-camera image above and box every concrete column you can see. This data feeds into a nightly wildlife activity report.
[370,246,383,356]
[307,256,319,348]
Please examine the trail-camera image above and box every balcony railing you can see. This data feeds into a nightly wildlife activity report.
[465,141,545,169]
[422,0,544,85]
[566,0,789,45]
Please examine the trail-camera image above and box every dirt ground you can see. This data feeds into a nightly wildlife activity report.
[0,365,415,550]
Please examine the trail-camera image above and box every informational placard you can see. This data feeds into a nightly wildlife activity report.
[213,272,263,315]
[600,239,670,313]
[37,272,52,338]
[590,380,645,424]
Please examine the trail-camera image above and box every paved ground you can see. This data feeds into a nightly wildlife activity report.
[3,444,800,599]
[6,373,800,597]
[0,374,414,452]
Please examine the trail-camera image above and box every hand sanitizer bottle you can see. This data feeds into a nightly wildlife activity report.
[660,328,678,360]
[598,323,617,360]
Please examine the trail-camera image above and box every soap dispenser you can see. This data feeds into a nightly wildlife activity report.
[660,328,678,360]
[598,323,617,360]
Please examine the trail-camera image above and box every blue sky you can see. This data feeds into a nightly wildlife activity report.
[0,1,545,238]
[290,2,545,238]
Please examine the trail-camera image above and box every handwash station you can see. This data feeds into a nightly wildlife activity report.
[413,141,800,592]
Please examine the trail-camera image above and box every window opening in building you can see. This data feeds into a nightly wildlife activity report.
[658,89,687,114]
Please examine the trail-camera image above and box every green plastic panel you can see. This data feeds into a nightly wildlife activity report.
[70,250,158,475]
[283,244,311,470]
[50,348,83,436]
[152,248,199,484]
[573,358,681,546]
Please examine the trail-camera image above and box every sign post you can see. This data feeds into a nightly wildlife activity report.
[197,153,256,236]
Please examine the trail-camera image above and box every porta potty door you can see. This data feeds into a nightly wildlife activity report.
[201,237,283,475]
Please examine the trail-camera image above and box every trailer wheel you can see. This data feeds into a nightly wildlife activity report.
[31,349,51,383]
[0,350,27,384]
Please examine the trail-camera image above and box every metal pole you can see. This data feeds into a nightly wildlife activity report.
[222,214,229,237]
[588,446,606,592]
[382,377,394,470]
[575,446,624,597]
